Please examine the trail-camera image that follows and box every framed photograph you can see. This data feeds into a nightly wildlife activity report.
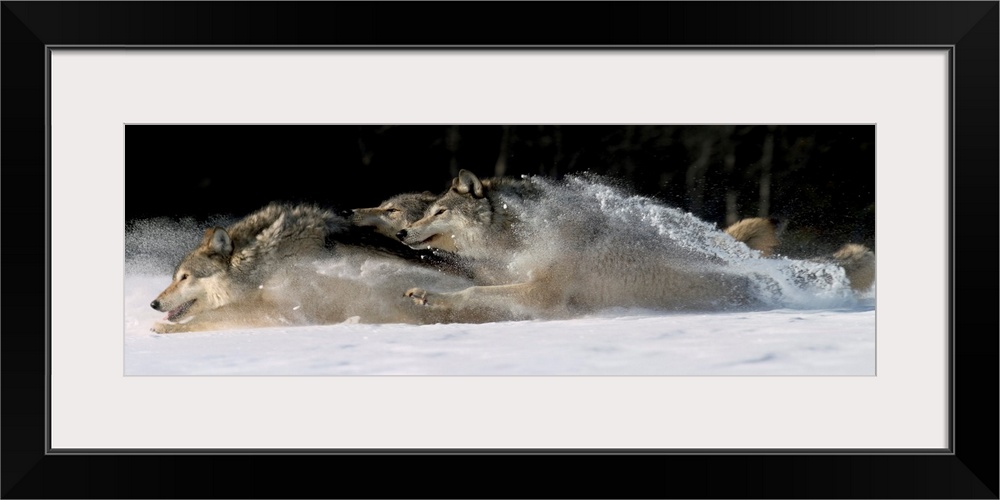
[3,2,996,498]
[123,123,877,377]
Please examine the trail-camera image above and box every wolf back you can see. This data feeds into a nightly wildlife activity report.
[398,170,768,319]
[149,201,483,332]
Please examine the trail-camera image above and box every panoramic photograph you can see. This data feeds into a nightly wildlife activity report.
[124,125,876,376]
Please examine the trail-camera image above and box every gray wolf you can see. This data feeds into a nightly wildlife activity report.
[395,170,541,258]
[150,202,343,332]
[397,170,766,320]
[149,202,487,333]
[350,190,474,279]
[350,191,439,239]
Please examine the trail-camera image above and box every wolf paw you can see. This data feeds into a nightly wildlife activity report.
[405,287,430,306]
[404,288,455,310]
[151,321,186,334]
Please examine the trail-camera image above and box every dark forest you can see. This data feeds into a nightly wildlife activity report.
[126,125,874,257]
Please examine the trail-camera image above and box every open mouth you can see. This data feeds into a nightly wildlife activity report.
[165,299,196,322]
[409,233,458,253]
[416,232,452,245]
[402,233,437,247]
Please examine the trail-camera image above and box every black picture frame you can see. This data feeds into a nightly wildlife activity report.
[2,2,996,498]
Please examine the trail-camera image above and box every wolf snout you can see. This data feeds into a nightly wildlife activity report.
[150,300,163,311]
[396,229,408,241]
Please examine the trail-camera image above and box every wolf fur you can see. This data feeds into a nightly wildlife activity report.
[149,202,488,333]
[150,202,342,331]
[350,191,439,239]
[397,170,542,257]
[822,243,876,292]
[723,217,782,256]
[397,170,765,320]
[724,217,875,292]
[350,190,476,279]
[394,170,545,289]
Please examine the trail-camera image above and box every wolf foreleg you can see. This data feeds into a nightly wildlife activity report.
[151,321,200,334]
[405,281,565,320]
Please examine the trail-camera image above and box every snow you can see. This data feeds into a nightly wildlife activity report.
[124,177,876,376]
[125,272,874,376]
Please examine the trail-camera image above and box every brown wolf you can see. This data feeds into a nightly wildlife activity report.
[724,217,875,292]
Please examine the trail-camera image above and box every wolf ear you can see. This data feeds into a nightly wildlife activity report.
[452,169,484,198]
[201,227,233,257]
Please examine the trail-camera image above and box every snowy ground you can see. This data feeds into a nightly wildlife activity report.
[125,179,876,376]
[125,273,875,376]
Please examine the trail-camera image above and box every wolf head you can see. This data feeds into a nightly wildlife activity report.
[350,191,439,239]
[150,226,239,323]
[150,202,342,324]
[396,170,509,256]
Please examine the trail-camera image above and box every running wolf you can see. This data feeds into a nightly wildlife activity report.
[350,191,473,279]
[395,170,541,257]
[400,177,784,260]
[148,202,486,333]
[397,170,876,319]
[397,170,765,320]
[350,191,438,239]
[150,202,341,332]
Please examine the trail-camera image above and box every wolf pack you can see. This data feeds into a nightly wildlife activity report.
[149,170,875,333]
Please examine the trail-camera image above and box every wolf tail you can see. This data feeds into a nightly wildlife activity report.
[724,217,784,256]
[829,243,876,292]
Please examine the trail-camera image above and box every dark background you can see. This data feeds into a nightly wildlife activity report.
[126,124,875,256]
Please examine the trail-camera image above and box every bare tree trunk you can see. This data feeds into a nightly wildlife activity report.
[725,191,740,227]
[622,125,636,179]
[551,125,563,178]
[357,127,375,166]
[446,125,461,177]
[494,125,511,177]
[720,126,739,226]
[686,137,712,215]
[757,128,775,218]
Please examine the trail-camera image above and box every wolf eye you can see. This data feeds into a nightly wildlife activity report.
[435,208,447,216]
[385,208,400,214]
[179,273,189,281]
